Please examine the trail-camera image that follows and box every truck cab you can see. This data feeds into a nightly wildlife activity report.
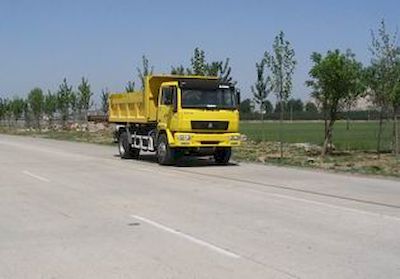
[109,75,240,165]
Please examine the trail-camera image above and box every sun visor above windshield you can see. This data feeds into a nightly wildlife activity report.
[179,79,233,90]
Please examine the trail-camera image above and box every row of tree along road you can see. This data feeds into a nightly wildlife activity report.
[0,20,399,158]
[250,20,400,157]
[0,78,93,129]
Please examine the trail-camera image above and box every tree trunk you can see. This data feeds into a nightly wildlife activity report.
[377,107,384,158]
[83,109,88,131]
[394,108,399,157]
[323,107,328,138]
[260,103,265,142]
[322,119,335,156]
[62,114,67,129]
[36,115,41,130]
[48,116,53,129]
[24,115,30,129]
[279,100,284,160]
[346,110,350,130]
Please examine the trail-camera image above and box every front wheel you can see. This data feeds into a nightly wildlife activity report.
[157,134,176,165]
[214,147,231,165]
[118,131,140,159]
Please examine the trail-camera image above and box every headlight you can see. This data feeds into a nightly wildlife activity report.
[177,134,191,141]
[230,135,240,141]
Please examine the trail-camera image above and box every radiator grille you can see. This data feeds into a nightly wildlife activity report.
[191,121,229,130]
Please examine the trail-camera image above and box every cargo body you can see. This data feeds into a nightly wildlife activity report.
[108,75,240,165]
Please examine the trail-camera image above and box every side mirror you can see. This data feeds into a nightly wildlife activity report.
[236,89,241,109]
[172,87,178,113]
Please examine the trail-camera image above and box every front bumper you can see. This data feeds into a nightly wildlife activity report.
[170,132,241,147]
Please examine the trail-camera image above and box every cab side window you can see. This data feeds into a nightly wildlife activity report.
[161,86,176,106]
[161,87,172,105]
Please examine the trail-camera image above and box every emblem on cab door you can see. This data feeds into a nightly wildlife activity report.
[208,122,213,128]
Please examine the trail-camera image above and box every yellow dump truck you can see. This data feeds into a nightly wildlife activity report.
[108,75,240,165]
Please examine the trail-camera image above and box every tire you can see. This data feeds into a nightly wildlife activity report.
[118,131,140,159]
[157,133,176,165]
[214,147,231,165]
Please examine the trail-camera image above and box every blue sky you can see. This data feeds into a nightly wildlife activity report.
[0,0,399,104]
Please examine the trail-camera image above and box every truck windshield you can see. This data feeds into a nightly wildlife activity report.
[181,88,237,109]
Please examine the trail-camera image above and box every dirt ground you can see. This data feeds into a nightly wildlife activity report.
[234,140,400,178]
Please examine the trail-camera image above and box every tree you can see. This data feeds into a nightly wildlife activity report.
[264,100,274,115]
[69,91,79,121]
[368,19,400,156]
[101,88,109,115]
[239,98,252,114]
[10,97,25,126]
[205,61,221,76]
[57,78,72,127]
[44,91,57,127]
[305,101,318,113]
[172,48,236,84]
[188,48,236,83]
[309,74,333,138]
[287,98,304,121]
[393,69,400,155]
[77,77,93,122]
[191,47,207,75]
[365,64,389,155]
[287,98,304,112]
[2,98,12,126]
[0,98,5,123]
[23,101,31,128]
[27,87,44,129]
[125,81,135,92]
[307,49,364,156]
[265,31,297,159]
[274,101,287,113]
[218,58,235,84]
[251,58,271,121]
[0,98,11,126]
[170,65,186,75]
[344,95,358,130]
[137,55,154,90]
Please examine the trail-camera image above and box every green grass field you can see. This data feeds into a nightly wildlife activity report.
[240,120,393,151]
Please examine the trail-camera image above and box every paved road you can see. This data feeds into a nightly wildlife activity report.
[0,134,399,279]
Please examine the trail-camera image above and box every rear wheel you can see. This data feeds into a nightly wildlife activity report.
[118,131,140,159]
[214,147,231,165]
[157,133,176,165]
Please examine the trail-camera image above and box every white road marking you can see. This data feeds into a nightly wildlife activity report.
[22,170,50,182]
[131,214,241,259]
[246,188,400,222]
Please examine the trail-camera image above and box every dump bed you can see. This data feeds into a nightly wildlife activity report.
[108,91,147,123]
[108,75,218,124]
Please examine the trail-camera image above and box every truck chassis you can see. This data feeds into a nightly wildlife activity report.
[114,123,232,165]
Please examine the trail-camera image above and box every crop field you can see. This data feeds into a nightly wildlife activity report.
[240,120,393,151]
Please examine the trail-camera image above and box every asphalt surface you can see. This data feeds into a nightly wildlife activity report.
[0,134,399,279]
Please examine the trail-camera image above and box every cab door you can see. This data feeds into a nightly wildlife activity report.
[157,84,177,130]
